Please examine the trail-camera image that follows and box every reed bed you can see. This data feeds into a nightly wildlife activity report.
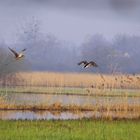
[0,95,139,111]
[0,103,139,112]
[1,72,140,89]
[0,72,140,120]
[0,100,139,119]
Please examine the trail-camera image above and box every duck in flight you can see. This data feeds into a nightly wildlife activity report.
[78,61,88,66]
[8,47,26,60]
[78,60,98,68]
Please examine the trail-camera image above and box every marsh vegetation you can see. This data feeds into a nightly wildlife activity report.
[0,72,139,120]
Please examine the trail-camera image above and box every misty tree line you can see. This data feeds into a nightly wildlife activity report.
[0,19,140,75]
[81,34,140,73]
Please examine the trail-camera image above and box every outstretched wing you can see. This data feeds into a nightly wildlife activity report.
[21,48,26,52]
[8,47,19,57]
[84,61,98,68]
[78,61,88,65]
[89,61,98,67]
[84,63,89,68]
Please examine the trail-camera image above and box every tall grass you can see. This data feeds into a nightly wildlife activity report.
[0,72,139,120]
[0,72,139,98]
[1,72,140,89]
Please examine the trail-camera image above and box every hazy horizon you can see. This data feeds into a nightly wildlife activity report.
[0,0,140,73]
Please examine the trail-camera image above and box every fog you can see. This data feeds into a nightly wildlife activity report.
[0,0,140,43]
[0,0,140,74]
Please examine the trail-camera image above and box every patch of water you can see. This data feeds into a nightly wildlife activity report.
[2,93,140,106]
[0,110,139,120]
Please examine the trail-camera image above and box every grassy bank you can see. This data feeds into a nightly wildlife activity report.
[0,120,139,140]
[0,86,140,97]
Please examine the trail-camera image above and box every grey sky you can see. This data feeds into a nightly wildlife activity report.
[0,0,140,44]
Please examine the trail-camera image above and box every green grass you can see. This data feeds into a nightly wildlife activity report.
[0,86,140,97]
[0,87,83,94]
[0,120,140,140]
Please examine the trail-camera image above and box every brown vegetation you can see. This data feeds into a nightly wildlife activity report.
[1,72,140,89]
[0,72,140,120]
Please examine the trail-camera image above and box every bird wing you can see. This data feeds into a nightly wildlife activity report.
[78,61,88,65]
[8,47,19,57]
[84,63,89,68]
[89,61,98,67]
[21,48,26,52]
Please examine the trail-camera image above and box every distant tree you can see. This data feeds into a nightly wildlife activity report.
[0,41,29,86]
[81,34,120,73]
[18,17,41,43]
[16,18,80,72]
[80,34,140,74]
[113,34,140,73]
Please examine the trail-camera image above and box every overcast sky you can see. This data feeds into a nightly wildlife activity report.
[0,0,140,44]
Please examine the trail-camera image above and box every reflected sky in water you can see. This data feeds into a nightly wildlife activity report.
[0,110,139,120]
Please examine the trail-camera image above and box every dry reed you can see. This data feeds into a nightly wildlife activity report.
[1,72,140,89]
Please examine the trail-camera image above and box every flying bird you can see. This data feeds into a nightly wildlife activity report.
[77,61,88,66]
[78,60,98,68]
[8,47,26,60]
[84,61,98,68]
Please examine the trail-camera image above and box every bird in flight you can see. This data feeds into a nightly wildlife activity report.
[77,61,88,66]
[84,61,98,68]
[78,60,98,68]
[8,47,26,60]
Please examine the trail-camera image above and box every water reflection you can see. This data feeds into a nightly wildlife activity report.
[0,110,139,120]
[2,93,140,106]
[0,93,139,120]
[0,110,92,120]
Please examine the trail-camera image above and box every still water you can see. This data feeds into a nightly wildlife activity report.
[0,110,139,120]
[0,93,139,120]
[2,93,140,106]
